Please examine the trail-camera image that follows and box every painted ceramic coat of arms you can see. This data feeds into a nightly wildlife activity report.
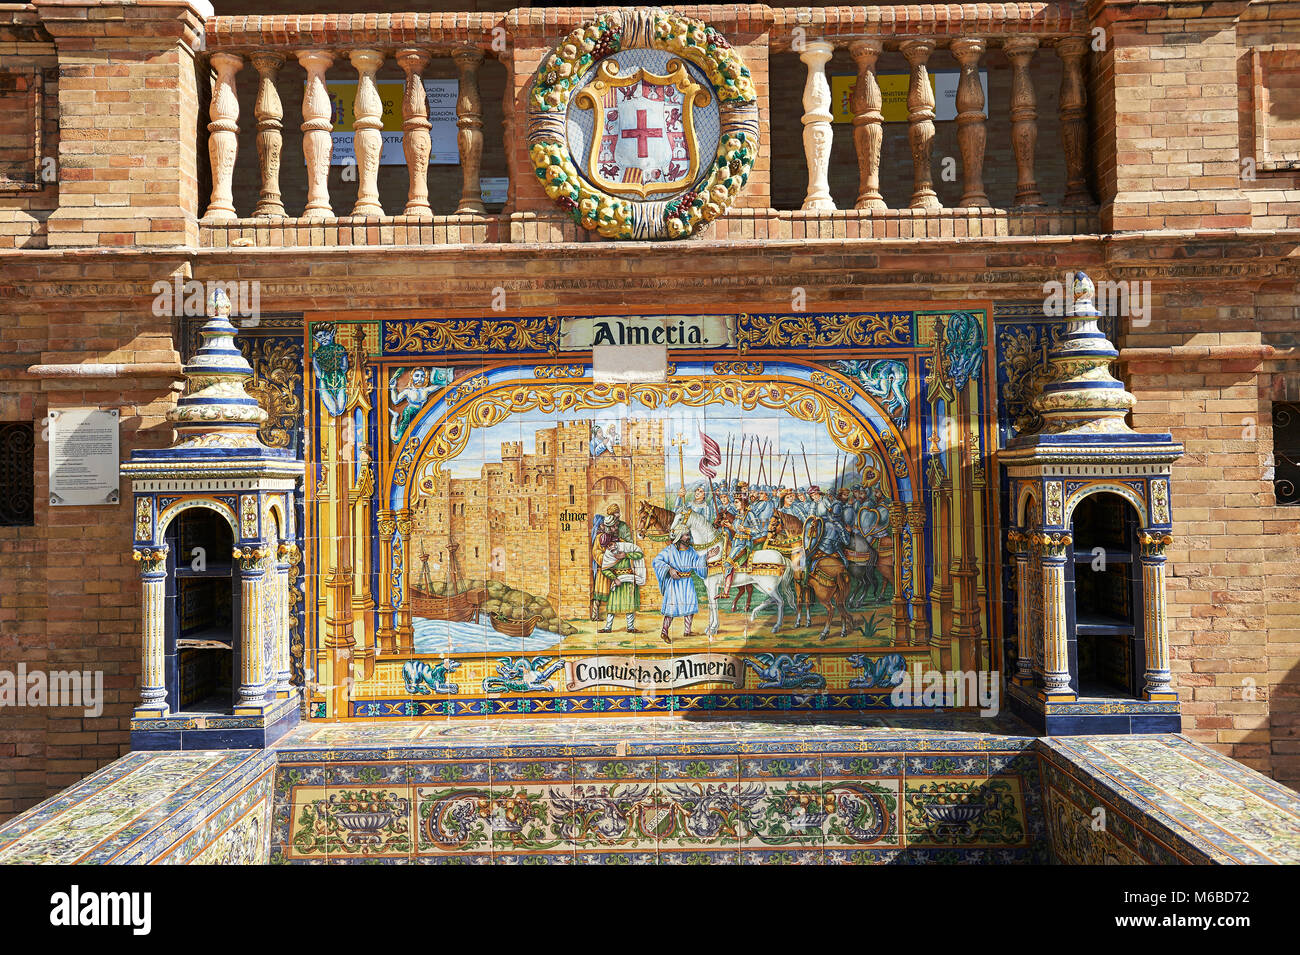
[528,8,759,239]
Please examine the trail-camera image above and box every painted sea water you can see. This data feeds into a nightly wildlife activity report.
[412,614,562,654]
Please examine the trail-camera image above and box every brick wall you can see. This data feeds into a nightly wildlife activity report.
[0,10,58,249]
[0,252,186,819]
[1121,287,1300,786]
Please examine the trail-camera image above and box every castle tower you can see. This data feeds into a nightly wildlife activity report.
[554,420,595,618]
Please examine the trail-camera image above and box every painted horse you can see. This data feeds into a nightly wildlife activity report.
[845,506,890,606]
[667,508,796,637]
[636,500,676,539]
[805,513,887,610]
[794,518,858,640]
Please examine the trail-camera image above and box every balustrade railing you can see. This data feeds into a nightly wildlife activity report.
[199,5,1097,245]
[203,13,501,236]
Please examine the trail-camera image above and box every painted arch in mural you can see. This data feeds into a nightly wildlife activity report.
[388,362,917,513]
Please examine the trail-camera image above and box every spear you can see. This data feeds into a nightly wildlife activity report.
[833,449,841,493]
[756,437,768,485]
[777,452,790,489]
[724,434,732,488]
[746,435,755,486]
[800,442,813,489]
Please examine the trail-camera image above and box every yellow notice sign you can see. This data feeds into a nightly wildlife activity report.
[323,79,459,164]
[830,71,987,124]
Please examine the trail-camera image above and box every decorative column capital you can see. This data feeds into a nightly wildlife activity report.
[848,38,882,63]
[1034,531,1073,559]
[234,545,272,574]
[905,502,927,530]
[250,51,285,74]
[949,38,985,64]
[1138,530,1173,559]
[798,37,835,65]
[349,49,384,78]
[899,37,936,63]
[452,47,485,70]
[133,546,169,575]
[1003,36,1040,60]
[888,501,907,532]
[1006,528,1030,555]
[397,48,432,74]
[296,49,335,74]
[1055,35,1089,62]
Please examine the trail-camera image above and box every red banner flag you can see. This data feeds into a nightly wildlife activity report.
[699,431,722,479]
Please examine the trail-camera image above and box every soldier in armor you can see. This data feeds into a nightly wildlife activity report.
[806,485,851,571]
[715,490,733,517]
[717,481,766,598]
[675,482,715,523]
[832,487,855,534]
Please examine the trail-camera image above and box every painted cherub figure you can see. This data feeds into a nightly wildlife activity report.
[388,367,451,443]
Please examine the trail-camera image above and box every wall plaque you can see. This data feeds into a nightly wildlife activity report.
[560,314,734,350]
[48,407,119,506]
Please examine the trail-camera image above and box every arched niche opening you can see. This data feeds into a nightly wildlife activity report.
[165,508,238,714]
[1066,491,1144,699]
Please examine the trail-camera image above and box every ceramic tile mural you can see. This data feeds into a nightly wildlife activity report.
[1039,736,1300,865]
[301,306,1000,720]
[0,750,274,865]
[270,715,1049,864]
[6,719,1299,865]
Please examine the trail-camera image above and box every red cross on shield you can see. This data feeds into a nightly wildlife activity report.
[614,87,669,180]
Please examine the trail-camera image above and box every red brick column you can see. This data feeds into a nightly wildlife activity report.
[1089,0,1250,230]
[33,0,210,247]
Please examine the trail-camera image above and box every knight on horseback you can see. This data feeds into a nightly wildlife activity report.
[717,481,766,599]
[804,485,851,576]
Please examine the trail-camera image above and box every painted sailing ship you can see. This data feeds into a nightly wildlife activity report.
[410,541,484,623]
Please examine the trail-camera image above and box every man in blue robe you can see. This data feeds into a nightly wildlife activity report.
[653,529,709,644]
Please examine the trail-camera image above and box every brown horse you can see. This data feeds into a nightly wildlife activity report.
[772,509,804,540]
[792,549,857,641]
[637,500,676,539]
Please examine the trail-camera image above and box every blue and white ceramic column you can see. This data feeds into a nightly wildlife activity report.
[275,542,295,697]
[1007,528,1035,686]
[235,545,271,711]
[132,545,169,715]
[1139,530,1175,700]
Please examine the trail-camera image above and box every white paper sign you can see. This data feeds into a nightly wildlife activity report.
[326,78,459,166]
[48,407,119,507]
[480,176,508,205]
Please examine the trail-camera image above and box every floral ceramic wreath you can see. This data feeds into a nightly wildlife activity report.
[527,8,760,240]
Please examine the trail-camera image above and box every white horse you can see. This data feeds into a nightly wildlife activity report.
[668,509,797,638]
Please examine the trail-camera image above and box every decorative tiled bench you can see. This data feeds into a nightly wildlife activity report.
[2,718,1297,864]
